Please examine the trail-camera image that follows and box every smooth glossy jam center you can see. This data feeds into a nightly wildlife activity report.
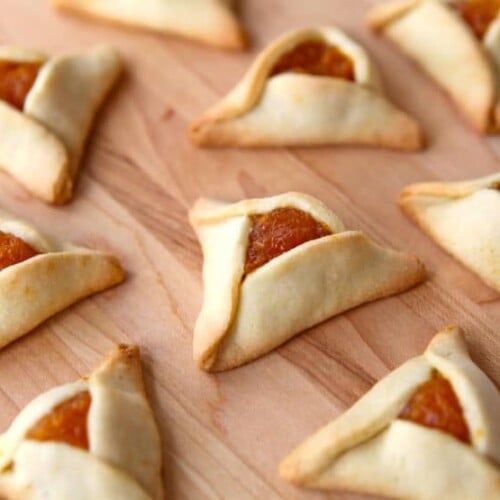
[451,0,500,39]
[270,41,355,80]
[244,207,332,276]
[0,61,41,110]
[0,231,39,271]
[26,391,91,450]
[399,372,471,444]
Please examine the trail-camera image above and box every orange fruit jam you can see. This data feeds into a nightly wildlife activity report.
[451,0,500,39]
[27,391,91,450]
[270,40,355,80]
[244,207,331,276]
[399,371,471,444]
[0,231,39,271]
[0,61,41,111]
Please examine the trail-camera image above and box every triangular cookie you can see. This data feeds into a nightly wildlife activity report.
[368,0,500,132]
[0,45,121,204]
[190,27,423,150]
[0,209,125,349]
[189,192,426,371]
[52,0,246,50]
[280,326,500,499]
[0,344,163,500]
[399,173,500,293]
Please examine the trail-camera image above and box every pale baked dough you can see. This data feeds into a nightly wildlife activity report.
[0,209,125,349]
[190,27,423,149]
[189,192,426,371]
[51,0,246,50]
[0,344,163,500]
[0,45,121,204]
[399,173,500,293]
[280,326,500,499]
[368,0,500,132]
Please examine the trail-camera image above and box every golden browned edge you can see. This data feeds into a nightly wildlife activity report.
[462,61,495,133]
[399,175,500,200]
[51,174,73,205]
[100,253,127,289]
[367,0,421,31]
[0,103,72,205]
[190,118,425,150]
[51,0,247,51]
[398,185,429,227]
[94,343,147,393]
[189,117,225,147]
[400,183,441,202]
[109,343,141,365]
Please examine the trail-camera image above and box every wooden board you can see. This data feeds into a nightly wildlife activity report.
[0,1,499,498]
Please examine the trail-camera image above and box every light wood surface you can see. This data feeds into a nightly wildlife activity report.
[0,1,499,499]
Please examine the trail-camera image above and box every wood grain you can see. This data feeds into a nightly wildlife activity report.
[0,1,498,498]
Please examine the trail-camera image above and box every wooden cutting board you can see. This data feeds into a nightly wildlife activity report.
[0,1,499,499]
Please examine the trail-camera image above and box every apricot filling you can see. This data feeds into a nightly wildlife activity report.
[270,40,355,80]
[0,231,39,271]
[399,371,471,444]
[26,391,91,450]
[244,207,331,276]
[0,61,42,111]
[451,0,500,39]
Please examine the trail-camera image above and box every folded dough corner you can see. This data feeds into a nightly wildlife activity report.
[368,0,500,132]
[280,326,500,500]
[0,44,121,204]
[399,172,500,293]
[0,209,125,349]
[0,344,163,500]
[189,192,426,371]
[190,26,423,150]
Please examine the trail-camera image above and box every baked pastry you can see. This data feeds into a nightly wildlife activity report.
[51,0,246,50]
[280,326,500,499]
[0,45,121,204]
[0,209,124,349]
[190,27,423,149]
[368,0,500,132]
[0,344,163,500]
[399,173,500,293]
[189,192,426,371]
